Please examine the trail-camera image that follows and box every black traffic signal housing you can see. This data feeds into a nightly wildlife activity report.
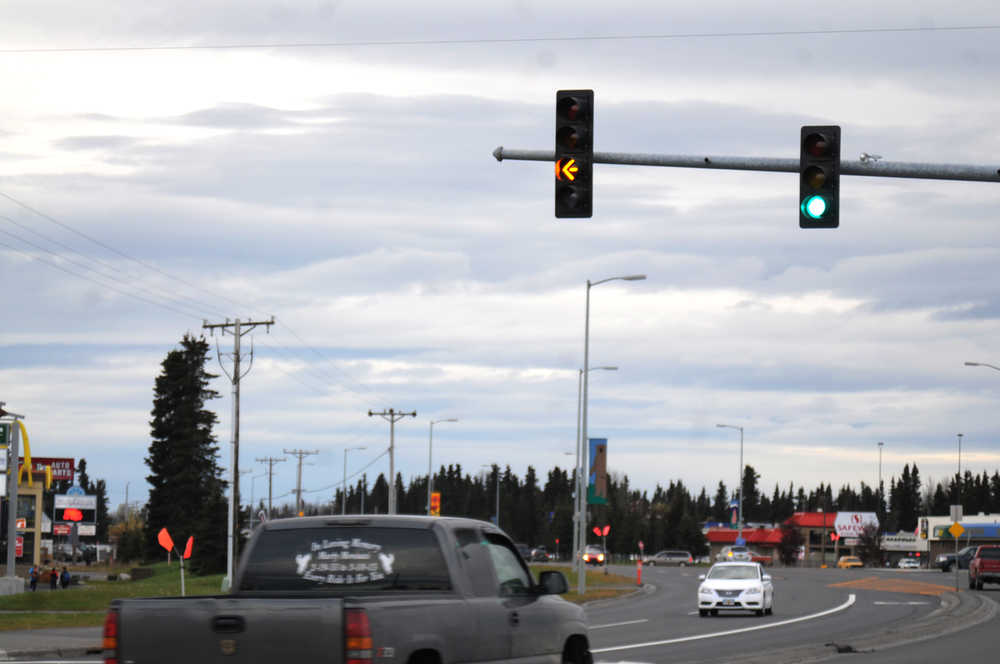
[555,90,594,218]
[799,125,840,228]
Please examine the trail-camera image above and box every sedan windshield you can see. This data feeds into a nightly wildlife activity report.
[708,565,758,580]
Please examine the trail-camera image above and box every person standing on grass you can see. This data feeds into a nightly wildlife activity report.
[60,566,71,589]
[49,566,58,590]
[29,566,38,591]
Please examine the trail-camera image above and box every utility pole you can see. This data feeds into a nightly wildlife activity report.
[255,456,287,519]
[368,408,416,514]
[1,401,26,581]
[203,316,274,589]
[284,449,319,516]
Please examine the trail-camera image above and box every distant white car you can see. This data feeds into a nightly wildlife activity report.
[898,558,921,569]
[716,545,752,562]
[698,562,773,617]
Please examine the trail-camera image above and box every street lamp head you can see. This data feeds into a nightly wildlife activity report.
[588,365,618,372]
[622,275,647,281]
[964,362,980,366]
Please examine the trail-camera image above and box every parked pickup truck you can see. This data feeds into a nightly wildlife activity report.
[967,544,1000,590]
[104,515,591,664]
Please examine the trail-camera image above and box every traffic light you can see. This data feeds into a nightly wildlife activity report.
[799,125,840,228]
[430,491,441,517]
[555,89,594,218]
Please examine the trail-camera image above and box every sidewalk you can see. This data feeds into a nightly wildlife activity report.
[0,625,103,660]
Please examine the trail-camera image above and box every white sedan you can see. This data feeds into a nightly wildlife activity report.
[697,562,773,617]
[897,557,921,569]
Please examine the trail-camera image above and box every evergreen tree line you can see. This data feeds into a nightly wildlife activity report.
[131,334,1000,574]
[259,461,1000,560]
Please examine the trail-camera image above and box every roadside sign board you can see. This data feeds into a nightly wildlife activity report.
[948,522,965,539]
[834,511,879,537]
[950,505,963,522]
[15,535,23,557]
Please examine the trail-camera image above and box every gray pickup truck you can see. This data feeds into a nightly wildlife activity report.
[104,515,591,664]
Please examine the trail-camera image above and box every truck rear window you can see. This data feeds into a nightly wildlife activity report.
[239,527,451,592]
[978,548,1000,559]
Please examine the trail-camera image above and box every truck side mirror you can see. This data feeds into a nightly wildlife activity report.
[537,570,569,595]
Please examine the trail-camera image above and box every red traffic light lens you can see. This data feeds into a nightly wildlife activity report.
[557,96,582,121]
[804,133,832,158]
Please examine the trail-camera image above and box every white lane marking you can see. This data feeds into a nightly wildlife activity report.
[873,601,929,605]
[592,594,856,653]
[591,619,650,630]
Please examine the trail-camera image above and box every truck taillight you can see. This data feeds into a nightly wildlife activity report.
[103,609,119,664]
[345,608,373,664]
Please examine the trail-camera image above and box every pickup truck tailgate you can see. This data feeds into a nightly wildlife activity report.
[118,596,343,662]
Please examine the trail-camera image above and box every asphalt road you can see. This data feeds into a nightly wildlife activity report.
[585,564,997,664]
[2,565,996,663]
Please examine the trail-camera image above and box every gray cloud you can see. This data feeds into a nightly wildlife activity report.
[54,135,139,151]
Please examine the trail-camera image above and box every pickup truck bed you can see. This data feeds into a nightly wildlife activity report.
[105,515,591,664]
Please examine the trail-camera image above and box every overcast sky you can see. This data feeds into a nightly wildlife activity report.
[2,1,999,516]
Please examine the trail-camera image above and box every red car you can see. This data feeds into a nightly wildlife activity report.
[749,551,773,566]
[968,545,1000,590]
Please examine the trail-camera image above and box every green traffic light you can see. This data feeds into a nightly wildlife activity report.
[801,195,828,219]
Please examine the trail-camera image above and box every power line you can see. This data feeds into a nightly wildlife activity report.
[0,236,201,319]
[0,188,390,408]
[0,216,225,320]
[0,190,263,318]
[1,24,999,54]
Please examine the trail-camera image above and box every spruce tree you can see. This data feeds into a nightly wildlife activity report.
[144,334,227,574]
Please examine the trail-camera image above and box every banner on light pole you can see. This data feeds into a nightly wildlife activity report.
[587,438,607,505]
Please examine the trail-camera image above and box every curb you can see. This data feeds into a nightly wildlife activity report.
[582,582,656,609]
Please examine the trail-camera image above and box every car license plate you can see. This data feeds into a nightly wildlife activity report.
[723,599,734,606]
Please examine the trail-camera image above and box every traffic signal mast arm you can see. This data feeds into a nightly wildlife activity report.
[494,147,1000,183]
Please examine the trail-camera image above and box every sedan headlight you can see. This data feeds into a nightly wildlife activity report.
[698,586,714,596]
[742,586,762,596]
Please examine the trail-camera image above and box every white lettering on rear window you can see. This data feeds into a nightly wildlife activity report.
[296,538,390,585]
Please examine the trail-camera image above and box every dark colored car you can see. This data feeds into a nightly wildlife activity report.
[936,545,978,572]
[516,542,532,560]
[530,546,552,562]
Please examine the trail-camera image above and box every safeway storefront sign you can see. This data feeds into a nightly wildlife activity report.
[834,511,879,537]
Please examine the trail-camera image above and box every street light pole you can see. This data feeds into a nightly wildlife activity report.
[964,361,1000,372]
[578,275,645,596]
[343,446,367,515]
[481,464,500,528]
[427,419,458,515]
[877,441,884,521]
[956,433,963,503]
[574,366,616,574]
[716,424,744,540]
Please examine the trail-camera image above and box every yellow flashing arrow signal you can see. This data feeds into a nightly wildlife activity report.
[555,158,578,181]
